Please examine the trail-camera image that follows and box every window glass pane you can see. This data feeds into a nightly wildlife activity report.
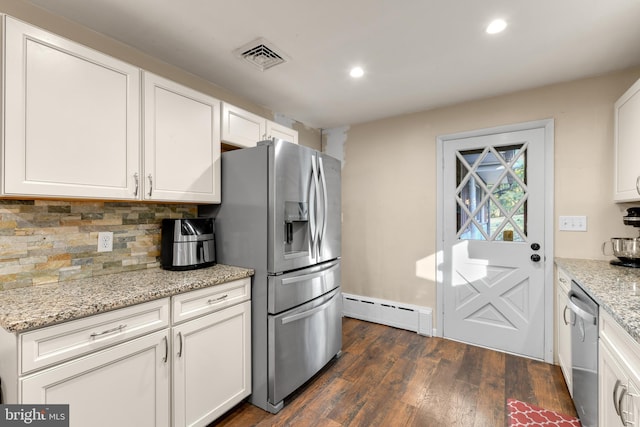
[456,144,527,242]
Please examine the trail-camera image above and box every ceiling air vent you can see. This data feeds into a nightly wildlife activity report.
[234,37,289,71]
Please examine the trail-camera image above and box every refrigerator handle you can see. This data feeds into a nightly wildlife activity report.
[318,156,328,254]
[309,156,319,258]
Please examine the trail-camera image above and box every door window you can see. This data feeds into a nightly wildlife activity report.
[456,143,528,242]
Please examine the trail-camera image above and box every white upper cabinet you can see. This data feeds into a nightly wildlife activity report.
[3,17,223,203]
[4,16,140,200]
[614,78,640,202]
[221,103,266,148]
[143,72,221,203]
[267,121,299,144]
[221,102,297,148]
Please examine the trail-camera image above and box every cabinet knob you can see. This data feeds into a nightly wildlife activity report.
[531,243,541,251]
[531,254,541,262]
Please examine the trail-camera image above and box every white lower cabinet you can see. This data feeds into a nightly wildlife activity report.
[172,300,251,427]
[600,343,640,426]
[21,329,171,427]
[555,267,572,394]
[0,279,252,427]
[599,309,640,427]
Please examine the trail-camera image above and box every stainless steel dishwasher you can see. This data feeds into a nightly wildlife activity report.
[568,280,599,427]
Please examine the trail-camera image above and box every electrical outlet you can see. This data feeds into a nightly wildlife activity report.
[97,231,113,252]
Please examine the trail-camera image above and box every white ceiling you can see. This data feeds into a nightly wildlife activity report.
[24,0,640,129]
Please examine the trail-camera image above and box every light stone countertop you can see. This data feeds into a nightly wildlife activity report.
[0,264,254,333]
[555,257,640,345]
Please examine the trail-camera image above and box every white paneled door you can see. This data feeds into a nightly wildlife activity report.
[441,127,547,360]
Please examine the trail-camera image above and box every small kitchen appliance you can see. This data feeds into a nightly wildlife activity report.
[603,208,640,267]
[161,218,216,270]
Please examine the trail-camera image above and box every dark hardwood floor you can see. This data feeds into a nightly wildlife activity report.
[211,317,576,427]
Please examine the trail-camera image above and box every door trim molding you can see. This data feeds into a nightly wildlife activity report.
[435,118,555,363]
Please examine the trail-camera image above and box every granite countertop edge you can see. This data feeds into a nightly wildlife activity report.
[555,257,640,345]
[0,264,254,333]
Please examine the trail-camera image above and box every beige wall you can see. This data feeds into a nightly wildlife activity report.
[341,67,640,312]
[0,0,321,149]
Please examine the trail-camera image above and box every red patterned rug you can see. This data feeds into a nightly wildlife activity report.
[507,398,581,427]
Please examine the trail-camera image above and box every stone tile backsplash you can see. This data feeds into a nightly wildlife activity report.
[0,200,197,290]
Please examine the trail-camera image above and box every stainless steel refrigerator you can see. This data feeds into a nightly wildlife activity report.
[214,139,342,413]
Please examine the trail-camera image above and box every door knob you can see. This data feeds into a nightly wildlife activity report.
[531,243,541,251]
[531,254,541,262]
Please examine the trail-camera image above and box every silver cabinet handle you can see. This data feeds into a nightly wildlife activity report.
[162,336,168,363]
[207,294,228,304]
[636,176,640,195]
[614,379,623,416]
[147,174,153,197]
[619,385,629,425]
[90,324,127,339]
[177,332,183,358]
[133,173,139,197]
[562,305,571,325]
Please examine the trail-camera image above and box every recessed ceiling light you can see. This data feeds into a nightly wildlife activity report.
[350,67,364,78]
[486,19,507,34]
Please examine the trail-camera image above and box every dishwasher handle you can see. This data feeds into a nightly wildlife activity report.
[567,290,597,325]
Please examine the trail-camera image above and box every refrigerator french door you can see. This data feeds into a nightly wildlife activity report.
[268,139,341,273]
[212,139,342,414]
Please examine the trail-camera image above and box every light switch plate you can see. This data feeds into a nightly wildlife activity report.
[559,215,587,231]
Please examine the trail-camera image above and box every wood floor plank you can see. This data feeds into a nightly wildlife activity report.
[210,318,576,427]
[456,343,486,386]
[504,352,536,404]
[473,347,506,427]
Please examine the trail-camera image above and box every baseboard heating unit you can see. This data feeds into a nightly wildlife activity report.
[342,293,433,336]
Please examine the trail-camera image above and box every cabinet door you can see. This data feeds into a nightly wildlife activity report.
[600,342,629,427]
[221,103,266,148]
[4,17,140,200]
[267,121,298,144]
[21,330,170,427]
[628,379,640,427]
[614,78,640,202]
[173,301,251,427]
[143,73,221,203]
[555,269,572,394]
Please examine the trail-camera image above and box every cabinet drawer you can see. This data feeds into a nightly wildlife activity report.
[172,278,251,324]
[20,298,169,375]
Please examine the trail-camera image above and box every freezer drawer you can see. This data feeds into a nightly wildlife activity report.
[268,260,340,314]
[267,287,342,406]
